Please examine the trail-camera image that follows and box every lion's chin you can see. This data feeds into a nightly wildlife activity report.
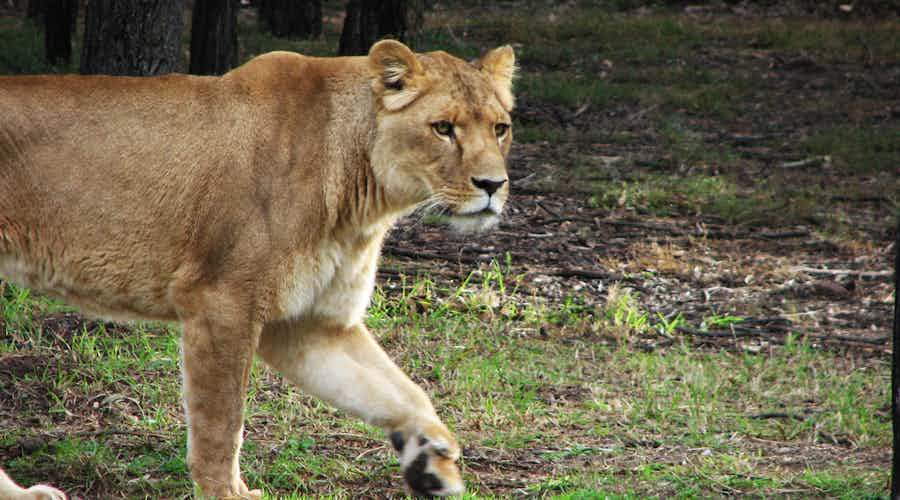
[448,211,500,233]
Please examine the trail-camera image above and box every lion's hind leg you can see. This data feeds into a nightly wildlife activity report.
[0,468,66,500]
[258,322,464,497]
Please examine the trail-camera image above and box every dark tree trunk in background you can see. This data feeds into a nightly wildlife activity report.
[337,0,375,57]
[44,0,77,66]
[26,0,47,23]
[338,0,423,56]
[80,0,185,76]
[190,0,238,75]
[258,0,322,39]
[375,0,410,44]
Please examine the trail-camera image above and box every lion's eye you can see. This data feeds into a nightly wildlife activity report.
[494,123,510,138]
[432,121,454,138]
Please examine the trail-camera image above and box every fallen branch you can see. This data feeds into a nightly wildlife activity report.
[383,245,481,265]
[830,195,892,204]
[540,215,601,225]
[722,133,769,145]
[536,201,561,218]
[679,327,759,339]
[552,268,621,280]
[633,158,670,169]
[550,268,650,293]
[828,334,889,345]
[514,186,596,196]
[594,218,684,234]
[780,156,830,169]
[816,430,853,446]
[749,411,807,421]
[541,215,811,243]
[45,428,174,440]
[740,317,794,332]
[756,229,810,240]
[791,266,893,280]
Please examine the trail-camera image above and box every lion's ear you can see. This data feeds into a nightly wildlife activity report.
[476,45,516,111]
[368,39,425,111]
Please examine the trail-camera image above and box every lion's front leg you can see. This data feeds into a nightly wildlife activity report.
[258,322,464,497]
[179,313,262,500]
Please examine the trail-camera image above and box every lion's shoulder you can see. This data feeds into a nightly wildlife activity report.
[238,50,307,69]
[224,51,369,100]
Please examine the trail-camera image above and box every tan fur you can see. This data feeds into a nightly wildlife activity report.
[0,469,65,500]
[0,40,514,498]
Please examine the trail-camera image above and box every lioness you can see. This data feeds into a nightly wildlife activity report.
[0,39,514,498]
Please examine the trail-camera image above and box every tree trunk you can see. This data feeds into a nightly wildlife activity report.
[337,0,375,57]
[338,0,423,56]
[375,0,408,43]
[44,0,77,66]
[80,0,185,76]
[189,0,238,75]
[258,0,322,39]
[26,0,46,23]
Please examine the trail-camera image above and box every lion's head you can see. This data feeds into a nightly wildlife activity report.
[368,40,515,233]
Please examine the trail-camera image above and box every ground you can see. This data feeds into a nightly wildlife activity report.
[0,1,897,498]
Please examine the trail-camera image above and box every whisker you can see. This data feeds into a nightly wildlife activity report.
[408,193,450,226]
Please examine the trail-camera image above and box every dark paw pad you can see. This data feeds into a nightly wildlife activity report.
[390,430,406,453]
[404,451,442,496]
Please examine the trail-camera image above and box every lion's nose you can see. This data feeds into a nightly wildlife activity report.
[471,177,507,196]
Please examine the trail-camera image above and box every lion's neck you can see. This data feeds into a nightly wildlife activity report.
[321,74,398,241]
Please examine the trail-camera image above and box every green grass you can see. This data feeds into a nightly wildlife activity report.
[515,59,751,118]
[803,124,900,174]
[513,120,566,143]
[0,284,68,336]
[611,343,888,447]
[463,12,707,63]
[518,72,643,109]
[743,18,900,61]
[590,172,802,225]
[2,265,890,497]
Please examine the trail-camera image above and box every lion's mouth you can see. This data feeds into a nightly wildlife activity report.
[448,207,501,233]
[454,207,499,219]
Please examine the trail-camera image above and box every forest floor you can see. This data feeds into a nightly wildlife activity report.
[1,1,898,498]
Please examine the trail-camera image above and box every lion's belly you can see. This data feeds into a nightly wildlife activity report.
[0,251,177,322]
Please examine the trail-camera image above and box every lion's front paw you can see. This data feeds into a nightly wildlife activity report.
[220,489,262,500]
[391,424,464,497]
[24,484,67,500]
